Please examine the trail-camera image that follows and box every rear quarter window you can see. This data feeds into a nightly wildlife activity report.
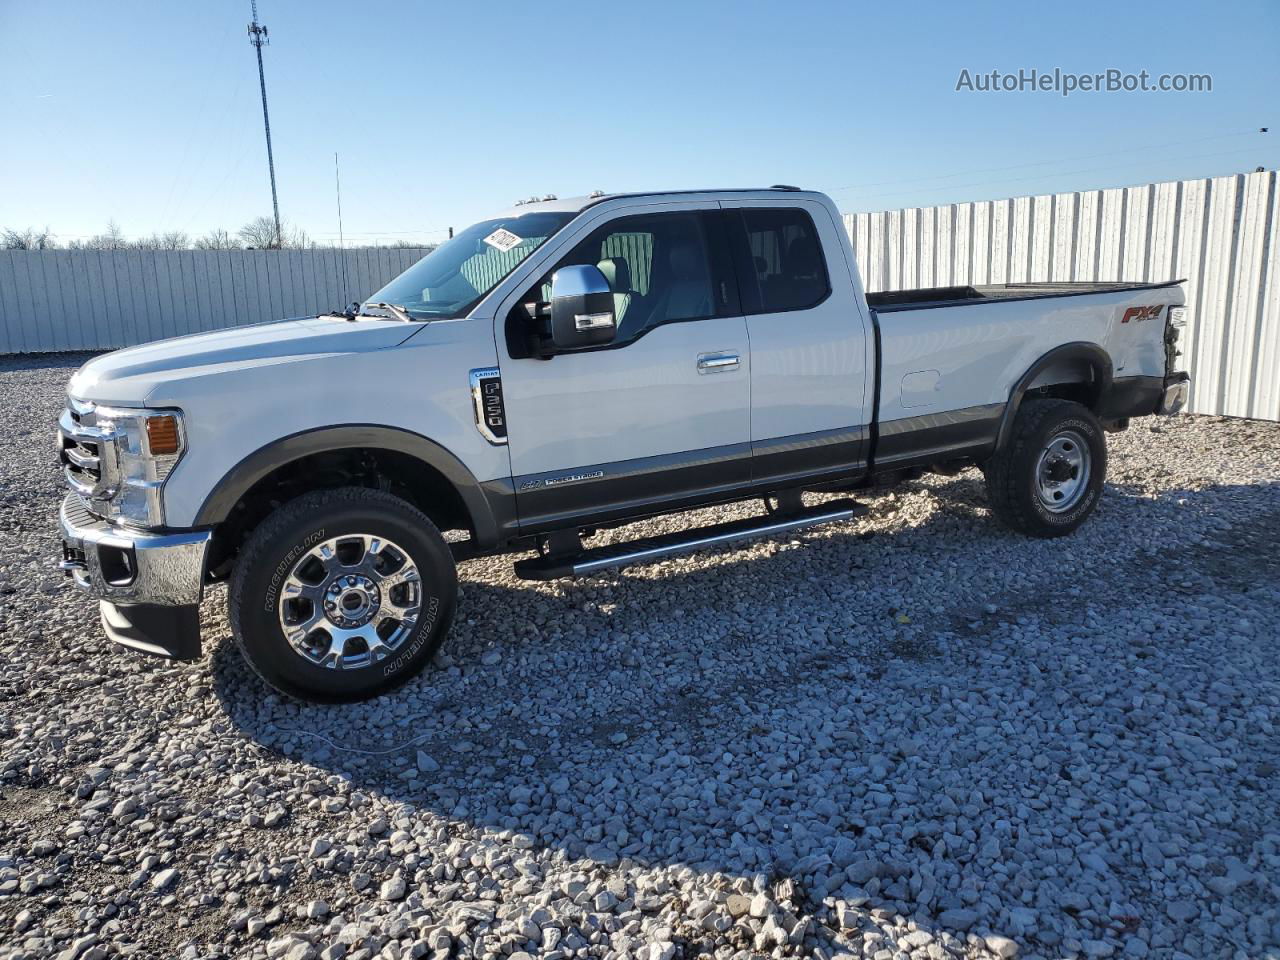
[733,207,830,314]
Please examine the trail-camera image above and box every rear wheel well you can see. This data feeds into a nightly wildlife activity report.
[1022,357,1106,409]
[993,346,1113,455]
[1024,379,1098,407]
[206,448,471,579]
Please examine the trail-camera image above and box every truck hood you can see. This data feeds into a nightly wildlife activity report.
[68,316,419,406]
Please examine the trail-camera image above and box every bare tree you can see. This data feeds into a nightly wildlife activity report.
[237,216,277,248]
[66,221,129,251]
[59,225,190,251]
[1,227,55,250]
[237,216,311,249]
[193,229,239,250]
[99,220,127,249]
[146,230,191,251]
[2,220,408,252]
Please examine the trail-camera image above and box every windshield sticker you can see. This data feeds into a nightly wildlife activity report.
[482,228,524,252]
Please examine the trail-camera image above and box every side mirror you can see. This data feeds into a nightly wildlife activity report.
[549,265,616,350]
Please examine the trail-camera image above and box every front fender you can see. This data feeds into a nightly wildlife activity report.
[192,425,503,548]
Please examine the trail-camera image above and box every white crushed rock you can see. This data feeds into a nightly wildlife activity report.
[1,352,1278,959]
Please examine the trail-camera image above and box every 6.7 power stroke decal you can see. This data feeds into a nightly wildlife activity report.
[519,470,605,491]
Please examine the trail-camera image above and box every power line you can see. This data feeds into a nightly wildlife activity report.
[845,147,1276,207]
[334,152,350,304]
[171,54,252,232]
[827,127,1269,194]
[247,0,282,247]
[156,16,240,231]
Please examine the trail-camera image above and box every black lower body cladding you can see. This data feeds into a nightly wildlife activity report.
[874,403,1005,472]
[1097,375,1165,420]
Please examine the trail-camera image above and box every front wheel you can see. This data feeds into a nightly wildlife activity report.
[228,487,457,702]
[983,398,1107,538]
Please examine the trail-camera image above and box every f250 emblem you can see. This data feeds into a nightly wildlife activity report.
[1121,305,1163,324]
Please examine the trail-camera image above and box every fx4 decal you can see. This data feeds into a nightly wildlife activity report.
[1121,305,1164,324]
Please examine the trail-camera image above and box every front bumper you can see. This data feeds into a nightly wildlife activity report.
[58,493,210,659]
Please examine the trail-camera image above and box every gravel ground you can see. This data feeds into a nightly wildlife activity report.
[1,352,1278,960]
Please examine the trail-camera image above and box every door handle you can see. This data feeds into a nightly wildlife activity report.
[697,351,740,373]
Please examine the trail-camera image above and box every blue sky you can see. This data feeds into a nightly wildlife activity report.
[2,0,1276,246]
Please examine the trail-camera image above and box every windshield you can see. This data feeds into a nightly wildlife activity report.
[366,211,576,319]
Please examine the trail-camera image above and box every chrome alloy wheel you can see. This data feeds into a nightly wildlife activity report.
[276,534,421,669]
[1035,429,1092,513]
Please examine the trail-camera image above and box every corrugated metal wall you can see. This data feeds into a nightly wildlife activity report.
[844,170,1279,421]
[0,247,431,353]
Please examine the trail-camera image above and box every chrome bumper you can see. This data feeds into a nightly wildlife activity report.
[58,493,210,606]
[1159,373,1190,415]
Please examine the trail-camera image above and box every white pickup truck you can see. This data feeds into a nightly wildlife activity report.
[57,188,1190,701]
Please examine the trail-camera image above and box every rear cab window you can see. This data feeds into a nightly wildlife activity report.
[727,207,831,314]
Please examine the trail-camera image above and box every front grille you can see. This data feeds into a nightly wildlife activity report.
[58,399,116,503]
[61,432,101,486]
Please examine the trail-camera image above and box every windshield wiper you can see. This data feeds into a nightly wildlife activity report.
[318,301,360,321]
[361,301,416,323]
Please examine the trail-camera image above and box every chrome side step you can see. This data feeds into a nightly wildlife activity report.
[513,499,866,581]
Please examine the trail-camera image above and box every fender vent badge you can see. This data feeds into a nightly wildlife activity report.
[468,368,507,445]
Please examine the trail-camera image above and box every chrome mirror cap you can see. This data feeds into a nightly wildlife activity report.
[551,264,610,298]
[549,264,616,350]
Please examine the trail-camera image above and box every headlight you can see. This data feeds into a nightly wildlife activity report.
[93,406,186,528]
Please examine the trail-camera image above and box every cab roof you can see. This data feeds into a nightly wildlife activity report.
[489,187,820,219]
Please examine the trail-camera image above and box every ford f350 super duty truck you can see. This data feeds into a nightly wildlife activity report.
[57,188,1190,701]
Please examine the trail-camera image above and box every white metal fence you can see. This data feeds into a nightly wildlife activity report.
[0,247,431,354]
[844,170,1279,421]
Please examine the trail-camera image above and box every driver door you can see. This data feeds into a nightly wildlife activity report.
[496,204,751,534]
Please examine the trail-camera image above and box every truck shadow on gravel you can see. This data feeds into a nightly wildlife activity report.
[204,475,1280,954]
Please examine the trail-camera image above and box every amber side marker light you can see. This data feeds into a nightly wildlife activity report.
[145,416,181,455]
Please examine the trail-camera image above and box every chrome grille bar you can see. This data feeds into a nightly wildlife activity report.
[64,445,100,471]
[58,400,119,505]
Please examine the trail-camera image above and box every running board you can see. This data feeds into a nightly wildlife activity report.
[513,499,867,581]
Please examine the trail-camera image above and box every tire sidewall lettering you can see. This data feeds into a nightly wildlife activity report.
[1030,419,1102,526]
[383,595,440,677]
[1033,485,1097,526]
[264,527,326,614]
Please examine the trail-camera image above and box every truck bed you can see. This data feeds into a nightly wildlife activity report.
[870,276,1184,469]
[868,279,1183,313]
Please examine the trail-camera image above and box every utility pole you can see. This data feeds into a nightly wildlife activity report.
[247,0,282,248]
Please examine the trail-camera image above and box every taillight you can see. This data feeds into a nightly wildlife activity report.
[1165,306,1187,373]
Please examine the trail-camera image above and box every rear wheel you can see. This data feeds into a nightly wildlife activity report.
[228,487,457,702]
[983,398,1107,538]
